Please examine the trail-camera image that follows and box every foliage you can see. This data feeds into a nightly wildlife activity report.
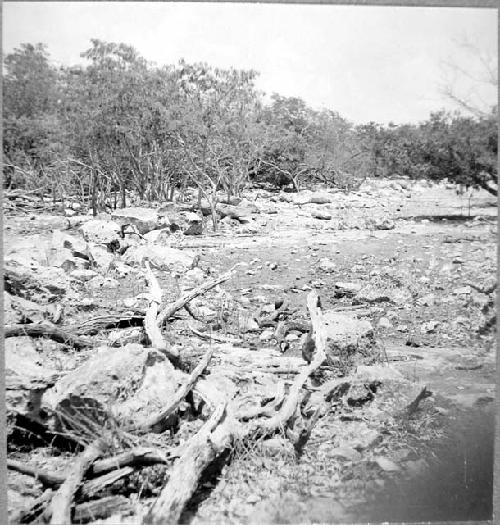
[3,40,497,217]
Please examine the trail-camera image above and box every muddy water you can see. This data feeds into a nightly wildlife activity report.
[352,406,495,523]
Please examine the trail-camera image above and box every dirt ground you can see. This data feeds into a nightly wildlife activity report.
[5,179,497,524]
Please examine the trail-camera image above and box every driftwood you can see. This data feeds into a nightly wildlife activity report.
[72,496,132,523]
[5,323,93,349]
[74,313,145,335]
[143,261,174,358]
[406,386,433,417]
[91,447,172,476]
[7,459,64,487]
[145,403,229,525]
[134,347,214,433]
[80,466,133,499]
[146,291,326,524]
[49,439,105,524]
[9,488,53,525]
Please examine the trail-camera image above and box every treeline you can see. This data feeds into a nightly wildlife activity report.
[3,40,497,216]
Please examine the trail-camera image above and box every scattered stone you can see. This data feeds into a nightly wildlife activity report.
[452,286,472,295]
[323,310,373,351]
[420,320,440,333]
[87,244,114,273]
[260,438,294,457]
[309,192,333,204]
[111,207,167,235]
[123,245,195,271]
[329,447,362,461]
[374,218,395,230]
[378,317,392,329]
[333,282,362,297]
[80,220,121,246]
[318,258,335,272]
[353,287,392,305]
[259,329,275,342]
[374,456,400,472]
[70,269,99,282]
[311,210,332,220]
[143,228,171,244]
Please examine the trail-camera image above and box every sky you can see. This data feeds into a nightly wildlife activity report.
[2,2,498,125]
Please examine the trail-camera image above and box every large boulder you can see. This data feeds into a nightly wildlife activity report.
[44,344,185,430]
[123,244,196,271]
[6,337,60,429]
[111,207,168,235]
[51,230,88,258]
[4,292,47,324]
[80,219,122,246]
[323,310,373,351]
[4,261,68,302]
[87,244,115,273]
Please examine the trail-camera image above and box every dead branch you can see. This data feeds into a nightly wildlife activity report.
[5,323,94,349]
[74,313,145,335]
[49,438,105,525]
[406,386,433,417]
[156,265,239,326]
[9,488,53,525]
[80,466,133,499]
[91,447,172,476]
[73,496,132,523]
[249,291,327,436]
[7,459,64,487]
[143,261,175,359]
[145,403,228,525]
[134,347,214,433]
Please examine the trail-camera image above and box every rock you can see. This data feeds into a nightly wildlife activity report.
[333,282,362,298]
[355,364,404,383]
[329,446,362,461]
[378,317,392,329]
[259,329,274,342]
[143,228,171,244]
[88,244,115,273]
[374,218,395,230]
[107,327,144,347]
[318,258,335,272]
[311,210,332,220]
[44,344,184,430]
[353,287,392,305]
[111,207,167,235]
[216,203,254,223]
[452,286,472,295]
[80,220,121,246]
[123,245,196,271]
[113,261,139,277]
[309,192,333,204]
[420,320,440,333]
[60,256,90,274]
[5,292,47,324]
[87,276,120,289]
[374,456,400,472]
[6,337,59,428]
[4,261,69,301]
[323,310,373,350]
[51,230,88,257]
[184,217,203,236]
[239,316,260,333]
[180,268,206,291]
[70,269,99,282]
[260,437,294,457]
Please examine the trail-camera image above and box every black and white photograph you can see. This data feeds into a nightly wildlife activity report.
[2,2,498,524]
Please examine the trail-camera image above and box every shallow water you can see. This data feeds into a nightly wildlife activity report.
[353,406,495,523]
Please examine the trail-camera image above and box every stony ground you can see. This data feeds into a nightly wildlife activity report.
[5,178,497,524]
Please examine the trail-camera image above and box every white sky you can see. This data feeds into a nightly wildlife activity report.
[2,2,498,124]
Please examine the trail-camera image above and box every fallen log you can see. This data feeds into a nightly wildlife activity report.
[145,403,228,525]
[143,261,175,359]
[73,496,132,523]
[80,466,133,499]
[133,347,214,433]
[49,438,105,525]
[9,488,53,525]
[74,313,146,335]
[7,459,64,487]
[4,323,94,349]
